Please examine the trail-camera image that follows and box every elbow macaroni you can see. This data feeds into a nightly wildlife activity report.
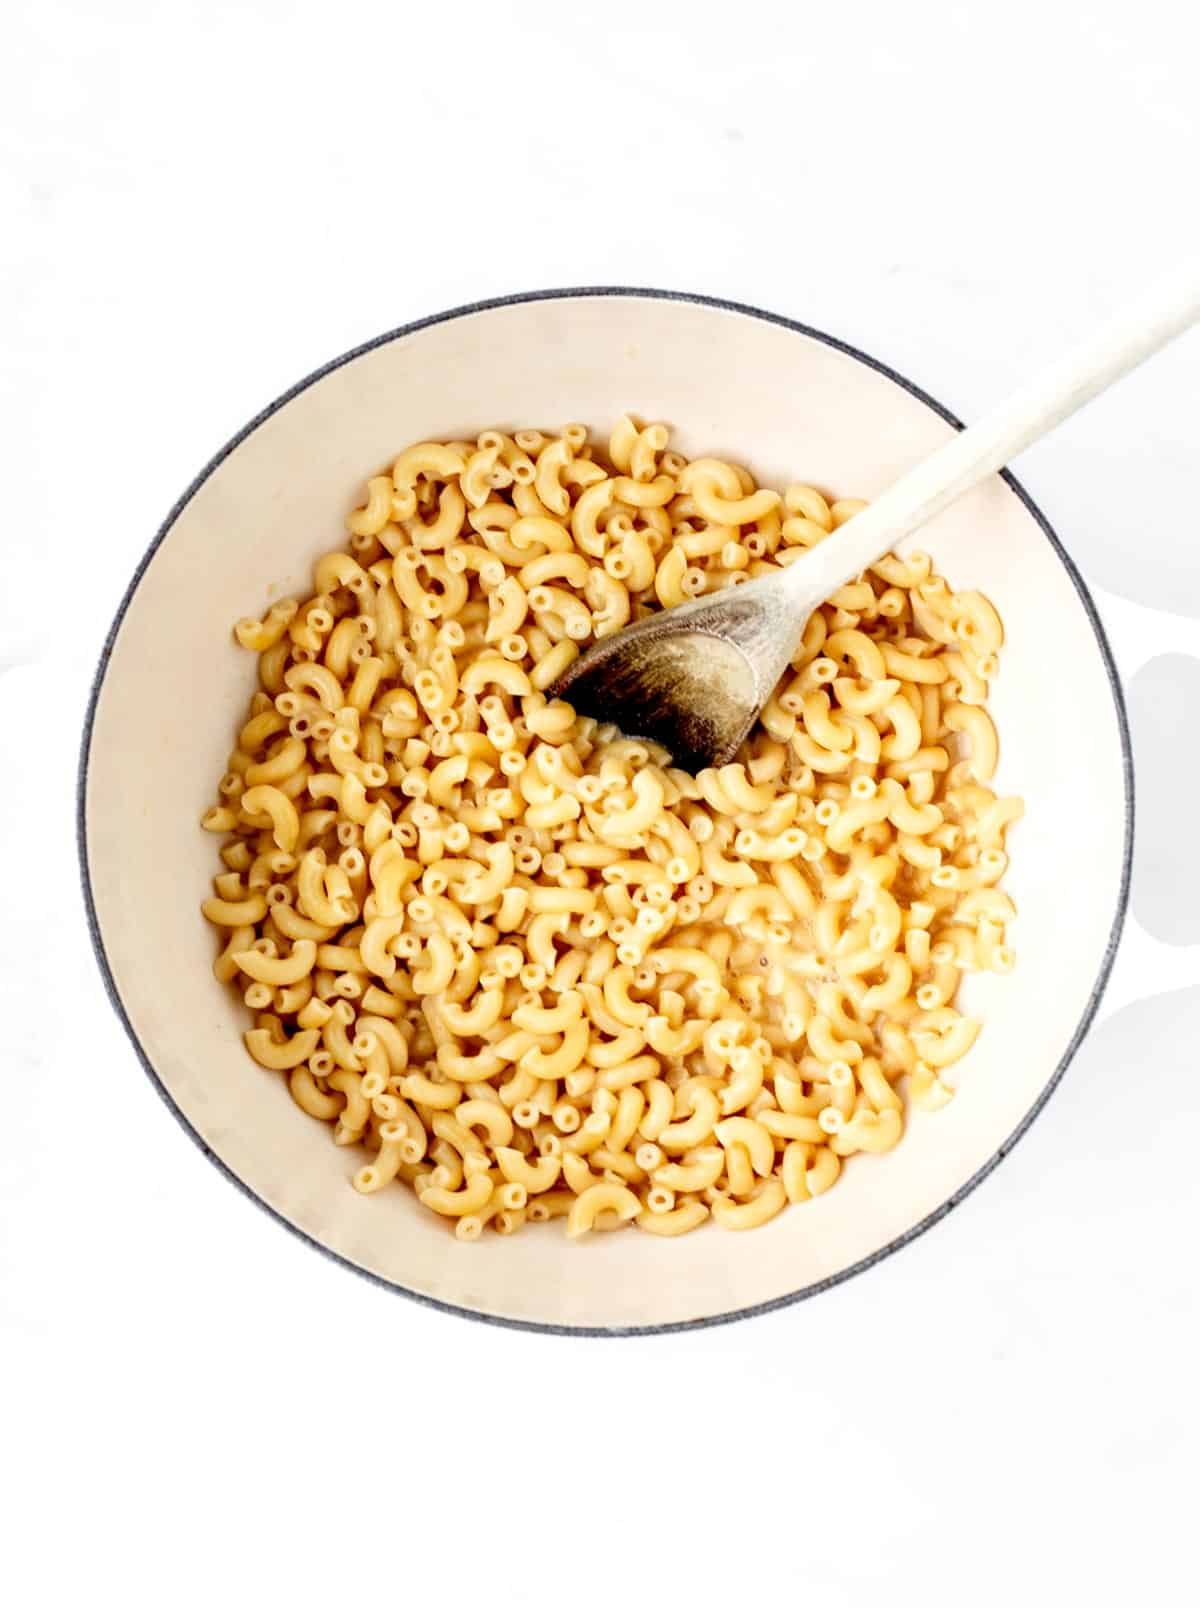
[203,416,1021,1241]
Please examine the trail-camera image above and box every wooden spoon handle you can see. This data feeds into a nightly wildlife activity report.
[785,262,1200,602]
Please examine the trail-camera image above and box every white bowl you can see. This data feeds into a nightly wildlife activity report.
[79,289,1132,1333]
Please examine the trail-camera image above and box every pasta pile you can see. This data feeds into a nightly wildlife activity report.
[201,417,1022,1240]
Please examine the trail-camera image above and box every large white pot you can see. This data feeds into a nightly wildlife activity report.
[79,289,1132,1333]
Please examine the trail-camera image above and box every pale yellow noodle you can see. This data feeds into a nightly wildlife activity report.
[203,417,1021,1242]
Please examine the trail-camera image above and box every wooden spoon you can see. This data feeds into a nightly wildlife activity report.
[552,268,1200,771]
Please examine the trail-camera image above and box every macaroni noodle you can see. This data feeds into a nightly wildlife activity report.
[203,417,1022,1242]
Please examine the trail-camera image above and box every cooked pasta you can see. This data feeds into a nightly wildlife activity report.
[202,416,1022,1239]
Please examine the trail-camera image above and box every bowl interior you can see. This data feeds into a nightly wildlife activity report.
[82,292,1128,1330]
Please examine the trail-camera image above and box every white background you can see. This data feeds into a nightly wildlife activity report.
[4,2,1200,1603]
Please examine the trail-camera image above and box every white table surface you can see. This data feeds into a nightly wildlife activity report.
[4,3,1199,1603]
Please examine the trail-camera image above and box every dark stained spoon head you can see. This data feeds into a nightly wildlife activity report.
[549,600,775,772]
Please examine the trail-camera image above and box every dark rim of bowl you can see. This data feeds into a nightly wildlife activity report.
[77,286,1134,1337]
